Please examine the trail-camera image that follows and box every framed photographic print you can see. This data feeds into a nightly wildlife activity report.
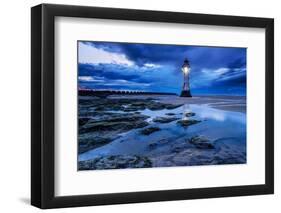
[31,4,274,209]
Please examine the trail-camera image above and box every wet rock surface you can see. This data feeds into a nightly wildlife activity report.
[152,116,179,123]
[140,127,161,135]
[185,112,196,117]
[177,119,201,127]
[79,97,182,113]
[78,96,182,154]
[165,112,176,116]
[80,113,149,134]
[150,136,246,167]
[188,135,215,149]
[79,155,152,170]
[79,112,149,153]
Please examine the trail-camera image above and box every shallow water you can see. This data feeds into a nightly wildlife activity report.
[79,103,246,164]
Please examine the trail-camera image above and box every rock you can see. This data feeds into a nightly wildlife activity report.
[147,102,167,110]
[146,102,182,111]
[80,113,149,134]
[79,155,152,170]
[165,104,182,109]
[130,101,148,107]
[140,127,161,135]
[79,117,90,126]
[123,107,141,112]
[78,97,185,154]
[79,96,182,113]
[153,116,178,123]
[211,155,246,165]
[185,112,196,117]
[79,136,112,154]
[78,112,150,152]
[83,120,149,133]
[165,112,176,116]
[188,135,214,149]
[177,119,201,127]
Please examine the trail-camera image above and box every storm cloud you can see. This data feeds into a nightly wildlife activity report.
[78,41,246,95]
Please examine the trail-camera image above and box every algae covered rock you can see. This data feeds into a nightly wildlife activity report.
[79,155,152,170]
[177,119,201,127]
[153,116,178,123]
[188,135,214,149]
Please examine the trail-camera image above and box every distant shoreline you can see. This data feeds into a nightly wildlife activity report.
[78,89,245,98]
[78,89,177,97]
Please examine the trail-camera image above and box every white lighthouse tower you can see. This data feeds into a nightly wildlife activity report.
[180,58,192,97]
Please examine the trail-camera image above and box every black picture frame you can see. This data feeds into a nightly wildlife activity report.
[31,3,274,209]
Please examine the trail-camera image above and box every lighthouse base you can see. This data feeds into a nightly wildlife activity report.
[180,90,192,97]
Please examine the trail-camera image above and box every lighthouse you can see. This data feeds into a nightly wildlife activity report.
[180,58,192,97]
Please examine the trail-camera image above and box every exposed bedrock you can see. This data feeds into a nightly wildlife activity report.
[152,116,179,123]
[79,155,152,170]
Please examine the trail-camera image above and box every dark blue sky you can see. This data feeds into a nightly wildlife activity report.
[78,41,246,95]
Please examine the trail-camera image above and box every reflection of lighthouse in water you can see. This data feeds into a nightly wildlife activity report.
[182,104,191,121]
[180,58,192,97]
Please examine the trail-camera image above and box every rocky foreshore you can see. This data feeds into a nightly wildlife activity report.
[79,112,149,153]
[79,155,152,170]
[79,96,185,154]
[78,135,246,170]
[78,95,246,170]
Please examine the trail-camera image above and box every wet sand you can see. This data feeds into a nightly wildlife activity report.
[109,95,246,113]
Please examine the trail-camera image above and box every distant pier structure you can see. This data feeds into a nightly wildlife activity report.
[79,89,177,98]
[180,58,192,97]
